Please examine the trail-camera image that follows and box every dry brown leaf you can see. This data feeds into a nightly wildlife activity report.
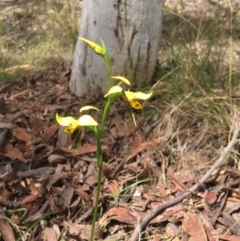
[66,223,92,240]
[113,137,163,178]
[74,187,90,201]
[0,122,14,129]
[60,144,108,155]
[200,213,219,241]
[218,235,240,241]
[42,123,59,142]
[3,143,25,162]
[99,207,137,226]
[166,222,180,236]
[223,197,240,214]
[13,127,32,143]
[48,154,66,165]
[102,161,112,178]
[20,193,42,205]
[31,144,54,163]
[29,115,44,134]
[0,208,15,241]
[40,226,59,241]
[85,175,98,186]
[182,212,208,241]
[43,172,67,191]
[108,180,120,197]
[219,212,240,236]
[62,180,74,208]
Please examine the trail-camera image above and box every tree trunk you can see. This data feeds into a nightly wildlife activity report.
[70,0,163,97]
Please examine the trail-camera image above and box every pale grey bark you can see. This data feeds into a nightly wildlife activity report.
[70,0,163,97]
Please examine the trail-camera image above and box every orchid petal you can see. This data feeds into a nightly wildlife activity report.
[104,86,123,97]
[111,76,131,86]
[79,38,104,56]
[78,115,98,126]
[56,113,78,128]
[80,106,100,113]
[125,91,153,100]
[124,91,135,100]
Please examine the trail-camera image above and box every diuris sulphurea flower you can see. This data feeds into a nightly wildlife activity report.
[104,85,152,125]
[56,113,98,133]
[56,106,99,148]
[105,85,153,110]
[56,105,99,133]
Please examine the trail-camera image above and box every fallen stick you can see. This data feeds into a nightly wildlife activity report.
[129,120,240,241]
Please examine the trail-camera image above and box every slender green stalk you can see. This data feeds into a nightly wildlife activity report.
[101,39,112,87]
[90,95,111,240]
[100,97,112,135]
[90,42,113,240]
[90,132,103,241]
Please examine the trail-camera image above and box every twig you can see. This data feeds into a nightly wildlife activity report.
[129,120,240,241]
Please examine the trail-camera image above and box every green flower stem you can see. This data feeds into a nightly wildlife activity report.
[101,39,112,87]
[82,38,115,241]
[104,56,112,87]
[100,97,112,136]
[90,96,112,241]
[90,132,103,241]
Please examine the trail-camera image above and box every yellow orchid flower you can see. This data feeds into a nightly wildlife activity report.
[56,107,98,134]
[105,86,152,126]
[56,114,79,134]
[56,107,99,149]
[105,86,153,110]
[79,37,104,56]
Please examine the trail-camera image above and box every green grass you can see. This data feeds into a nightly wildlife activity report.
[0,0,79,84]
